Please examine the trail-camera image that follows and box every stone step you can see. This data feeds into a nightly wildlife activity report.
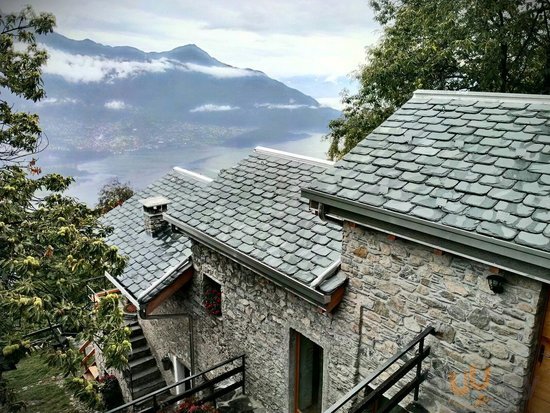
[124,318,139,327]
[132,377,167,399]
[130,365,163,388]
[130,334,147,348]
[129,344,151,361]
[128,324,143,338]
[129,355,157,373]
[123,311,138,322]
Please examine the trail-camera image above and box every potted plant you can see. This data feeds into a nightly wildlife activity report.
[202,288,222,316]
[175,398,219,413]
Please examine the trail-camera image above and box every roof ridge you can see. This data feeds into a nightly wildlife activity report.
[414,89,550,104]
[254,146,334,168]
[173,167,213,183]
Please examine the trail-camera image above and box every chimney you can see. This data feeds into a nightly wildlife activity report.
[139,196,171,237]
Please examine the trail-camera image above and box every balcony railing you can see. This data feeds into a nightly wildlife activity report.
[106,353,246,413]
[325,326,435,413]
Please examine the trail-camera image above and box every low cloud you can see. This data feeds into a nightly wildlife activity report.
[190,104,240,113]
[43,47,172,82]
[316,97,344,110]
[255,103,318,110]
[186,63,261,79]
[36,97,79,106]
[105,100,128,109]
[42,47,262,83]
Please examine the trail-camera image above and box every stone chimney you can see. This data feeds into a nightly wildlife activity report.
[139,196,171,237]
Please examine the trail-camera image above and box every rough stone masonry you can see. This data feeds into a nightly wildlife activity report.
[138,221,545,413]
[344,222,545,413]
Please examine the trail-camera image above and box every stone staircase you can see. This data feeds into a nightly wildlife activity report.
[125,315,167,400]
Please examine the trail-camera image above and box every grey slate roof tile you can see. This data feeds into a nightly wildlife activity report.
[514,218,546,233]
[306,91,550,254]
[102,170,210,302]
[533,209,550,221]
[488,188,526,202]
[410,206,445,221]
[516,231,550,251]
[479,176,516,189]
[441,214,479,230]
[441,201,466,214]
[431,188,462,201]
[478,221,518,240]
[166,150,342,291]
[383,200,415,213]
[456,182,491,195]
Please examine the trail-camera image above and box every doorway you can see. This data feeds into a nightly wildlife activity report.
[526,292,550,413]
[173,357,191,395]
[292,331,323,413]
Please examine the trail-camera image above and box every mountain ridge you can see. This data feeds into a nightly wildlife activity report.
[10,32,338,155]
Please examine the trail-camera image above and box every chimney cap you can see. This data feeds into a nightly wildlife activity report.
[139,196,171,209]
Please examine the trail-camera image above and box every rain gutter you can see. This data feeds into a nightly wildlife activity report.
[302,188,550,284]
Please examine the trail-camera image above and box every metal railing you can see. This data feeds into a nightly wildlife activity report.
[106,353,246,413]
[325,326,435,413]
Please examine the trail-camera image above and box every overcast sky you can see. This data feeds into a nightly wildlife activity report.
[3,1,380,107]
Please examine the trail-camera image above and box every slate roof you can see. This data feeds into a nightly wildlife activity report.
[102,169,211,303]
[166,147,344,293]
[306,90,550,253]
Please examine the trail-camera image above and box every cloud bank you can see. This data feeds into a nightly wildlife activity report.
[42,47,262,83]
[190,104,240,113]
[104,100,128,109]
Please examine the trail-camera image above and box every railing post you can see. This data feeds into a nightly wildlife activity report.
[242,354,246,395]
[413,337,424,401]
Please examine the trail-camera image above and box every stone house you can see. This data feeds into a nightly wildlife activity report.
[100,167,213,399]
[103,90,550,413]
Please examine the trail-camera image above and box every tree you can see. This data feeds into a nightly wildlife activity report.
[97,178,134,213]
[327,0,550,159]
[0,7,130,405]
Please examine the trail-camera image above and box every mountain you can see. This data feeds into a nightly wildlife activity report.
[9,33,339,155]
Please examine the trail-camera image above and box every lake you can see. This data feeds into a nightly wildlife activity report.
[40,132,330,205]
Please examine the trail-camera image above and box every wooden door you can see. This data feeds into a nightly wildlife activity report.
[527,296,550,413]
[293,332,323,413]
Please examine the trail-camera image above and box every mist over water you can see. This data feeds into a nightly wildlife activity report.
[41,133,329,206]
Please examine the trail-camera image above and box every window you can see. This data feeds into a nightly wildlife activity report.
[202,274,222,316]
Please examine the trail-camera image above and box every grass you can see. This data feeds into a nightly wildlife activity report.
[2,352,83,413]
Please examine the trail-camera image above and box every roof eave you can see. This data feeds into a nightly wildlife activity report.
[137,259,193,304]
[163,213,335,307]
[104,271,142,310]
[302,187,550,284]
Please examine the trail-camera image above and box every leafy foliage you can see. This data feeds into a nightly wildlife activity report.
[327,0,550,159]
[0,6,55,163]
[65,377,103,410]
[97,178,134,213]
[0,5,129,392]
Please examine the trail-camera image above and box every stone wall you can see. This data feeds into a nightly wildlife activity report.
[343,222,545,413]
[145,241,363,412]
[139,290,193,389]
[193,244,366,412]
